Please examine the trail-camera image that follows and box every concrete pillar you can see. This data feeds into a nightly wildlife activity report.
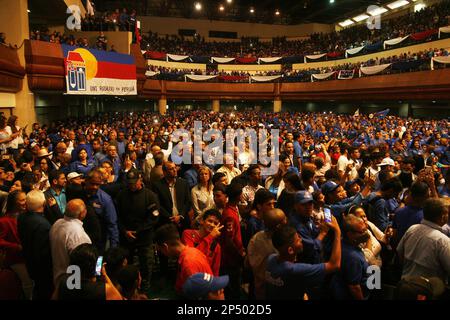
[158,96,167,115]
[0,0,36,127]
[273,99,282,113]
[212,99,220,112]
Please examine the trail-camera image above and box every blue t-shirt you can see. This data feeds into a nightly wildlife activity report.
[289,214,322,264]
[265,254,326,300]
[392,206,423,243]
[330,241,370,300]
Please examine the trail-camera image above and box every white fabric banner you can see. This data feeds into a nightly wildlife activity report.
[250,75,282,82]
[431,56,450,70]
[304,53,327,63]
[311,72,335,82]
[359,63,392,76]
[345,46,364,58]
[383,36,409,49]
[145,71,159,77]
[258,57,283,64]
[185,74,218,81]
[211,57,236,63]
[167,54,190,61]
[337,70,355,80]
[438,26,450,38]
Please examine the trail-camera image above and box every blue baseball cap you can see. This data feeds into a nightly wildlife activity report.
[321,181,340,195]
[182,273,229,299]
[294,191,314,204]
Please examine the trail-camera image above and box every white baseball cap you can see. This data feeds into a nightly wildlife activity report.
[378,157,395,167]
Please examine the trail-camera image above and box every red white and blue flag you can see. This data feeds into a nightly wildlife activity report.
[63,45,137,95]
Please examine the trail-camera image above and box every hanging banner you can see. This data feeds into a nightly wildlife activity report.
[211,57,236,63]
[258,57,283,64]
[145,70,159,77]
[250,75,282,82]
[359,63,391,76]
[439,26,450,38]
[146,51,167,60]
[364,41,383,52]
[236,57,258,64]
[63,45,137,95]
[338,69,355,80]
[311,72,335,82]
[166,54,190,61]
[383,36,409,49]
[345,46,364,58]
[410,29,438,41]
[304,53,327,63]
[431,56,450,70]
[185,74,218,81]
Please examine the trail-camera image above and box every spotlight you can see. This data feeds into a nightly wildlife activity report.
[275,9,280,16]
[194,2,202,11]
[250,7,255,13]
[226,0,232,3]
[219,4,224,11]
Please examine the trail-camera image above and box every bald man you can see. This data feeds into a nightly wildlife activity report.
[246,208,287,299]
[49,199,92,287]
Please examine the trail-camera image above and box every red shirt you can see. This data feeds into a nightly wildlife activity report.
[219,205,244,268]
[182,229,221,276]
[0,215,23,266]
[176,246,213,294]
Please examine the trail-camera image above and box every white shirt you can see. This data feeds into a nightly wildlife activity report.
[397,220,450,284]
[217,166,241,185]
[49,217,91,286]
[191,185,214,217]
[5,125,21,149]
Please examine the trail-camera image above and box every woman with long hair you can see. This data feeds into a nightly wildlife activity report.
[347,205,393,267]
[192,166,214,220]
[0,190,33,299]
[264,154,291,199]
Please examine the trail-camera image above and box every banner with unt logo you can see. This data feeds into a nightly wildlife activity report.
[63,45,137,95]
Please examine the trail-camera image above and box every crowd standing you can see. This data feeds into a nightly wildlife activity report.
[0,110,449,300]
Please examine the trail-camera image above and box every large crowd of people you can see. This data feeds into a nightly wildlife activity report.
[141,1,450,58]
[0,110,449,300]
[147,47,450,83]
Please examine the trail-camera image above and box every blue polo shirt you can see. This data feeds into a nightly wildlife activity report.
[330,241,370,300]
[50,188,67,215]
[289,213,322,264]
[265,254,326,300]
[392,205,423,243]
[87,188,119,249]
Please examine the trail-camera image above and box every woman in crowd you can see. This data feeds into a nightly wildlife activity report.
[5,116,23,156]
[0,191,33,299]
[265,154,291,199]
[191,166,214,220]
[347,205,393,267]
[70,148,96,176]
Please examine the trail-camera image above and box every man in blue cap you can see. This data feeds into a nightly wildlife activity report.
[322,179,374,221]
[182,273,229,300]
[289,191,329,264]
